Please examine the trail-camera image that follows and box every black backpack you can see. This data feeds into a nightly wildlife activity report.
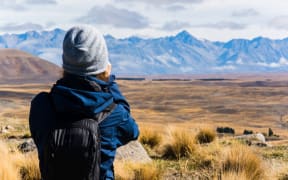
[30,92,115,180]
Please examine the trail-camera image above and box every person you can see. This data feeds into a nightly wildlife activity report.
[29,25,139,180]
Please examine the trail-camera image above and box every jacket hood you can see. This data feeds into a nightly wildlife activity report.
[50,75,115,118]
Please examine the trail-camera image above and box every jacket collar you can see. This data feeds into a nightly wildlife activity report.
[56,73,115,92]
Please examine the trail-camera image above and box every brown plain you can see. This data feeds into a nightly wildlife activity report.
[1,74,288,143]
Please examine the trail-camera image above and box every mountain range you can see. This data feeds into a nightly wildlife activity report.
[0,29,288,75]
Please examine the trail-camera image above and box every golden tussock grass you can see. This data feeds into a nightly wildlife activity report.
[221,144,266,180]
[114,161,162,180]
[161,127,196,159]
[220,171,249,180]
[0,141,20,180]
[0,140,40,180]
[195,128,216,144]
[139,126,162,149]
[19,153,40,180]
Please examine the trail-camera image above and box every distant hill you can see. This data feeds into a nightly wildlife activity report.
[0,49,61,83]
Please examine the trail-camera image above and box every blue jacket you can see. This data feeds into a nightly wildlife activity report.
[29,74,139,180]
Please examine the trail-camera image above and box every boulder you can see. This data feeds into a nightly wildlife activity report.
[255,133,266,143]
[0,126,9,134]
[116,141,152,163]
[5,125,14,130]
[18,139,36,153]
[235,133,267,146]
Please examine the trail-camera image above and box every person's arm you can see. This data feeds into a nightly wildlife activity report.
[116,109,139,146]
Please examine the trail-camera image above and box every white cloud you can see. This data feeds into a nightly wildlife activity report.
[0,23,43,32]
[77,5,149,29]
[25,0,57,5]
[212,65,236,71]
[269,16,288,30]
[0,0,26,11]
[1,0,288,41]
[194,21,246,30]
[161,21,190,31]
[232,8,259,17]
[113,0,203,6]
[165,5,186,11]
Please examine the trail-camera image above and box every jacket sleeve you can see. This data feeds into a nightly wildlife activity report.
[115,108,139,146]
[99,103,139,147]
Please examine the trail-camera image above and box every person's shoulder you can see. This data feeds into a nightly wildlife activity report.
[31,92,50,105]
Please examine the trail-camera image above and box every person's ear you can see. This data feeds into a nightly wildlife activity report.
[106,64,112,76]
[97,64,111,82]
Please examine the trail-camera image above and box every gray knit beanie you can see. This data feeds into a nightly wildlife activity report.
[62,25,110,76]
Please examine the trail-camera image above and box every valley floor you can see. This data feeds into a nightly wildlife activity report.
[0,77,288,179]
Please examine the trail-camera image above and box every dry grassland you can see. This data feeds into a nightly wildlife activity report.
[119,79,288,139]
[0,77,288,179]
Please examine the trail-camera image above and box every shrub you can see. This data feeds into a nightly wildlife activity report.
[268,128,274,136]
[133,163,162,180]
[216,127,235,134]
[243,129,253,135]
[221,144,266,180]
[195,129,216,144]
[139,127,162,149]
[161,128,196,159]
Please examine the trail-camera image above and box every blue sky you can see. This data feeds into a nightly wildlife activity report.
[1,0,288,41]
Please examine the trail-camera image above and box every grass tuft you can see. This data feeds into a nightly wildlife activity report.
[161,128,196,159]
[139,127,162,149]
[220,171,248,180]
[195,128,216,144]
[221,144,266,180]
[0,140,40,180]
[0,140,21,180]
[19,153,40,180]
[115,161,162,180]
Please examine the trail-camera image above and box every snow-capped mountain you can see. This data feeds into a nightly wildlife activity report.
[0,28,65,66]
[0,29,288,74]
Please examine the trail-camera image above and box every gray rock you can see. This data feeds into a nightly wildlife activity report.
[235,133,267,146]
[5,125,14,130]
[0,126,9,134]
[116,141,152,163]
[255,133,266,143]
[18,139,36,153]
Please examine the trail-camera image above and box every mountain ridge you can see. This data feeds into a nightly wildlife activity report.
[0,29,288,75]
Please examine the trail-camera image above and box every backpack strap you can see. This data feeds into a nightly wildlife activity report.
[93,102,116,124]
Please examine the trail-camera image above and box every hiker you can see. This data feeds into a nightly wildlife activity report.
[29,25,139,180]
